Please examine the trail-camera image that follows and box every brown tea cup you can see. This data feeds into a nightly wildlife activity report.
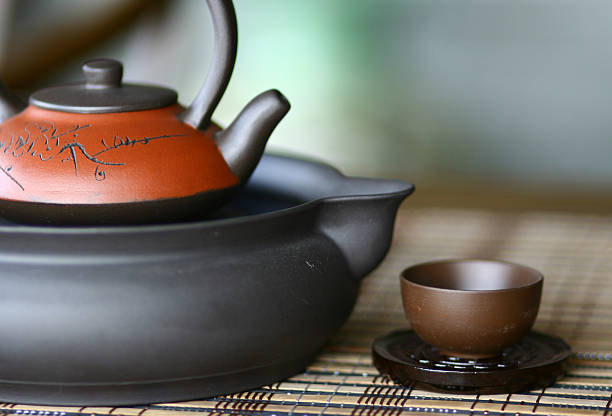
[400,259,543,359]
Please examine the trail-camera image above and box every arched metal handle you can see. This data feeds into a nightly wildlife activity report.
[178,0,237,130]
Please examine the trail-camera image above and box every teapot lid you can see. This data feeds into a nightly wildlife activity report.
[29,59,178,114]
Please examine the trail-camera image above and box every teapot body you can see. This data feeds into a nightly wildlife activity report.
[0,105,241,224]
[0,105,238,204]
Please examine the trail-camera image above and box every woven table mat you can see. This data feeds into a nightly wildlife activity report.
[3,207,611,416]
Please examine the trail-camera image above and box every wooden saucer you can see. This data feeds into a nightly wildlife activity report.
[372,330,571,394]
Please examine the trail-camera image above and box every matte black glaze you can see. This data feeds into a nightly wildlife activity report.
[179,0,237,129]
[216,89,290,183]
[30,59,178,113]
[0,154,413,405]
[0,185,239,225]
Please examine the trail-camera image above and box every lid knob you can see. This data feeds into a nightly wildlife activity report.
[30,57,177,113]
[83,59,123,88]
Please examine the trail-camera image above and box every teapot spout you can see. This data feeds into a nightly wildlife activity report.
[215,89,290,183]
[0,80,26,122]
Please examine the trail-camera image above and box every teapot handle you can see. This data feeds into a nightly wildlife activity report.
[0,79,26,123]
[178,0,237,130]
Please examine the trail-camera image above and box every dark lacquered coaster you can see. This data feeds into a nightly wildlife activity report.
[372,330,571,394]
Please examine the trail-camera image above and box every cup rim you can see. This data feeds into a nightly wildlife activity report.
[400,258,543,294]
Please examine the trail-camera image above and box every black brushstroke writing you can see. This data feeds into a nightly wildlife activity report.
[94,134,186,157]
[94,165,106,181]
[0,164,24,191]
[0,121,187,186]
[0,122,93,163]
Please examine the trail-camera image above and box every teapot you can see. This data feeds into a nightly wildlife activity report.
[0,0,289,224]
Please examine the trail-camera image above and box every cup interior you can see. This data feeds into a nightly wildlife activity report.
[403,260,542,291]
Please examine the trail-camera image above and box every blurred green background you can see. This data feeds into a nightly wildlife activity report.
[2,0,612,201]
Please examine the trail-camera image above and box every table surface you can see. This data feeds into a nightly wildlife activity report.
[4,206,611,416]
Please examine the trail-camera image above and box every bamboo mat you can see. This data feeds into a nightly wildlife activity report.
[2,207,611,416]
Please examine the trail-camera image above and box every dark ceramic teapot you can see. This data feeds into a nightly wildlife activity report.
[0,0,289,224]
